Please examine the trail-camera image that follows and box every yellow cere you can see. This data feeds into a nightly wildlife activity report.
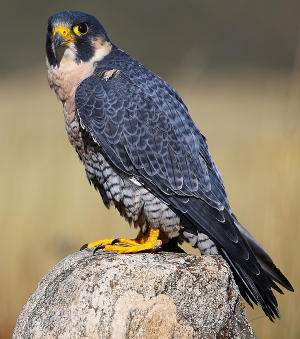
[53,26,76,44]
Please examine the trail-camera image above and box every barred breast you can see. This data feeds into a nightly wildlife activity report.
[83,139,182,239]
[62,96,217,252]
[64,108,218,252]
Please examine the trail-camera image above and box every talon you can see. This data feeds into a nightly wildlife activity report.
[84,228,161,254]
[80,243,88,251]
[87,238,118,249]
[111,238,120,245]
[93,245,106,255]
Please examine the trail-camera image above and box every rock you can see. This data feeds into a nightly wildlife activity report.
[13,251,255,338]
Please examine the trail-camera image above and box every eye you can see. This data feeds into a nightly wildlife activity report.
[73,23,88,36]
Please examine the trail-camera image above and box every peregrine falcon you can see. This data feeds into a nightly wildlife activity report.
[46,11,293,321]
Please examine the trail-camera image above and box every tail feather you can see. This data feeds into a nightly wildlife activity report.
[221,248,281,321]
[234,219,294,292]
[145,186,294,322]
[177,199,294,321]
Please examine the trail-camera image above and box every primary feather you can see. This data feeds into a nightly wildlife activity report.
[46,10,294,322]
[76,47,293,320]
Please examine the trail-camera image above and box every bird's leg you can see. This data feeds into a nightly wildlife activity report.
[81,228,162,254]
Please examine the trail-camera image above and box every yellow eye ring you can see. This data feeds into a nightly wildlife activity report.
[73,23,88,36]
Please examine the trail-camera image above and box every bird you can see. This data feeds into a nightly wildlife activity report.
[46,10,293,321]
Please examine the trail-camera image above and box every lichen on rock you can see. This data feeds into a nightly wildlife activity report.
[13,251,255,338]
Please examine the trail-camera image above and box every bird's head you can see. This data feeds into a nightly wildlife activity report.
[46,11,111,67]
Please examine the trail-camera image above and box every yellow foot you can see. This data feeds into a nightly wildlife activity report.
[80,228,162,254]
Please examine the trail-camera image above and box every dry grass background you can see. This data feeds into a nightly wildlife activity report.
[0,66,299,338]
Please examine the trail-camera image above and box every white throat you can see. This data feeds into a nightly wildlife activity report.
[47,40,112,103]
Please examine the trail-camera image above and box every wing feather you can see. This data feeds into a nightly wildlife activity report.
[75,67,293,321]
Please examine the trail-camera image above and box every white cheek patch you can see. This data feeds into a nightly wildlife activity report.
[53,42,78,63]
[90,40,113,64]
[47,36,113,102]
[66,42,77,57]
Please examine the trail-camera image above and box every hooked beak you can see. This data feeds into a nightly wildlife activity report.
[52,26,75,49]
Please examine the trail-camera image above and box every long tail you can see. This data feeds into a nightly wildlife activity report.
[180,203,294,321]
[150,189,294,321]
[234,219,294,292]
[222,217,294,321]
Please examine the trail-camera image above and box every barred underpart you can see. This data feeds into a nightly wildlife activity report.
[85,145,219,254]
[184,231,219,255]
[84,143,182,239]
[65,108,218,249]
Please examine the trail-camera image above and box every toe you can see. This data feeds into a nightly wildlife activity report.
[80,243,88,251]
[93,245,106,255]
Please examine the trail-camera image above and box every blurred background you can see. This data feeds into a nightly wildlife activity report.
[1,0,299,337]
